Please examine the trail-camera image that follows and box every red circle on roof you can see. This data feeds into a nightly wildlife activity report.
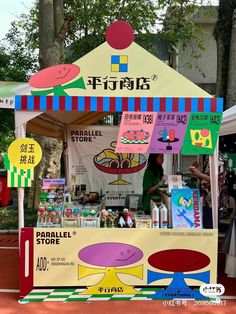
[106,21,134,50]
[148,249,210,272]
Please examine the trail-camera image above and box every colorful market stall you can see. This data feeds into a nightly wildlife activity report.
[10,21,224,301]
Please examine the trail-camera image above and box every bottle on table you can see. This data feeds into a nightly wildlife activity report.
[150,200,159,228]
[159,203,168,228]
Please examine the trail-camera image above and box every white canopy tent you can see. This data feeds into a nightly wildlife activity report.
[220,105,236,136]
[220,105,236,278]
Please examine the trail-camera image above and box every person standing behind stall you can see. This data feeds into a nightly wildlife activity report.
[142,153,167,214]
[189,152,229,228]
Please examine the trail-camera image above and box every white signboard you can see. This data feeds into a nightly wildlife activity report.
[0,97,14,109]
[67,125,147,206]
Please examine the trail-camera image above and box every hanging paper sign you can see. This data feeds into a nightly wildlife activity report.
[181,112,222,155]
[115,112,157,153]
[149,112,189,154]
[8,138,42,169]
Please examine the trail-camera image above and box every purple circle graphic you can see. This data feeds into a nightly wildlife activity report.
[78,242,143,267]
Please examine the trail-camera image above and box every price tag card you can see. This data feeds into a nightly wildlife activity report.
[115,112,157,153]
[181,112,222,154]
[149,112,189,154]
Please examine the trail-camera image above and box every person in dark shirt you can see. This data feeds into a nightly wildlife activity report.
[142,153,167,214]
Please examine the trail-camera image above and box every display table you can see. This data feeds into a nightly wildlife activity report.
[20,227,218,302]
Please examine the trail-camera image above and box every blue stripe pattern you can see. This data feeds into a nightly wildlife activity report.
[128,97,135,111]
[78,97,84,111]
[90,97,97,111]
[140,98,147,111]
[14,96,224,112]
[15,95,21,109]
[52,96,59,110]
[40,96,47,110]
[166,98,172,112]
[153,98,160,112]
[115,97,122,111]
[217,98,223,112]
[178,98,185,112]
[191,98,198,112]
[27,96,35,110]
[65,97,72,110]
[204,98,211,112]
[103,97,110,111]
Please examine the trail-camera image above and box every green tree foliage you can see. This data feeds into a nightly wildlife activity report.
[1,17,38,81]
[1,0,210,64]
[158,0,206,49]
[6,0,159,61]
[63,0,158,59]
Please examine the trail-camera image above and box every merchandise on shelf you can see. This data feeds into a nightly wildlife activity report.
[36,179,65,228]
[134,215,152,228]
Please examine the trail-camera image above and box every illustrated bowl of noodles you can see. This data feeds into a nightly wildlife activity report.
[93,141,147,174]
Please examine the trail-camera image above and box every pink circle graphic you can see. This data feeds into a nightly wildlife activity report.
[106,21,134,50]
[200,129,210,137]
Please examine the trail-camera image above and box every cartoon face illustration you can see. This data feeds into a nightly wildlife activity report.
[190,129,212,148]
[78,242,143,267]
[29,64,81,88]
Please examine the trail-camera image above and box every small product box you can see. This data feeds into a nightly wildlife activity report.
[80,216,100,228]
[62,217,79,228]
[79,204,101,228]
[135,215,152,228]
[62,205,82,228]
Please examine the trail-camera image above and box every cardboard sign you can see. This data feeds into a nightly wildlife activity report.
[149,112,189,154]
[116,112,157,153]
[181,112,222,154]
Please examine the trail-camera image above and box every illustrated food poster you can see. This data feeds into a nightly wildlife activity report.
[116,111,190,154]
[116,111,222,155]
[67,125,147,206]
[149,112,190,154]
[181,112,222,154]
[116,112,157,153]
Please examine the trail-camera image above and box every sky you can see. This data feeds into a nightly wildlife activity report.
[0,0,35,40]
[0,0,220,41]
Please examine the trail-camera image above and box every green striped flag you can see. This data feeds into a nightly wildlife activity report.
[4,153,34,187]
